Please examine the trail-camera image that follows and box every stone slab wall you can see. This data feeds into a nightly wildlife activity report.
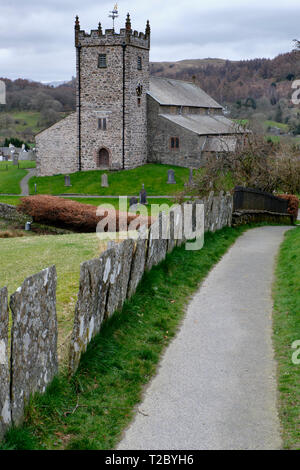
[10,266,58,426]
[0,288,10,440]
[68,192,233,374]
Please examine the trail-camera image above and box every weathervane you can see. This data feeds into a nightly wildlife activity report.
[109,4,119,30]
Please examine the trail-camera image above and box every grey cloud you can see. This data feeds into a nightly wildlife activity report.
[0,1,299,81]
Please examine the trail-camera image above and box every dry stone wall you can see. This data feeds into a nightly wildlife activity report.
[0,203,29,224]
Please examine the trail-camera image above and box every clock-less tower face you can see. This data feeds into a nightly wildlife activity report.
[75,17,150,171]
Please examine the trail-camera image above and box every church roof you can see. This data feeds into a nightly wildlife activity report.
[148,77,222,108]
[159,114,244,136]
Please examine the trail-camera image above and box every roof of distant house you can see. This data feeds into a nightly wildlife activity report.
[148,77,222,108]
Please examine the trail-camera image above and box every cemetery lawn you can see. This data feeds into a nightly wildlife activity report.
[0,161,36,194]
[273,227,300,450]
[1,224,254,451]
[28,164,190,196]
[0,232,106,364]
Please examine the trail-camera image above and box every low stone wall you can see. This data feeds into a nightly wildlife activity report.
[0,192,233,439]
[0,203,30,224]
[232,210,293,226]
[68,193,233,374]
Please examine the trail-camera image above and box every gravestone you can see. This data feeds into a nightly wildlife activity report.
[64,175,71,187]
[101,173,109,188]
[167,169,176,184]
[129,196,138,208]
[189,168,194,185]
[12,150,18,166]
[139,184,147,205]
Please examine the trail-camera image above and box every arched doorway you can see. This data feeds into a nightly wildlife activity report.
[97,148,109,168]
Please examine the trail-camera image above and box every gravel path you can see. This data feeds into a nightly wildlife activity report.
[118,226,292,450]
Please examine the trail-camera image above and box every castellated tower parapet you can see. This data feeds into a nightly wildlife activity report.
[75,14,150,171]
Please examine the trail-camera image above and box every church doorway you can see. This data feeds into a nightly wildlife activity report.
[97,148,110,168]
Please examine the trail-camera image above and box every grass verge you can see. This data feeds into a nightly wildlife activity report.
[1,224,252,450]
[273,227,300,450]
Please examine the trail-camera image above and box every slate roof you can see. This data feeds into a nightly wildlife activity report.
[159,114,244,136]
[148,77,222,108]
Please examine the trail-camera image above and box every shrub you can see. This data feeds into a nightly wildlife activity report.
[17,196,153,232]
[276,194,299,220]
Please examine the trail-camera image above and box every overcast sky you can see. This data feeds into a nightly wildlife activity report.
[0,0,299,82]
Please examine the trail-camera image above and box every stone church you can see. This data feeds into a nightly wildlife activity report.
[36,14,242,177]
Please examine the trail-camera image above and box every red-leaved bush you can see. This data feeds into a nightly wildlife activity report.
[17,195,154,232]
[276,194,299,220]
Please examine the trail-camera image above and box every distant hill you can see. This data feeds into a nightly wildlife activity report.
[1,50,300,142]
[150,52,300,108]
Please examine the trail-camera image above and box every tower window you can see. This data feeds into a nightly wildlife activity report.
[98,118,107,130]
[170,137,180,149]
[137,56,142,70]
[98,54,107,68]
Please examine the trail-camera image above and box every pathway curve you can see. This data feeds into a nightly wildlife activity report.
[20,168,36,196]
[118,226,292,450]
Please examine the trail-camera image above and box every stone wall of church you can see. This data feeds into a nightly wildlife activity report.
[147,96,206,168]
[35,113,78,176]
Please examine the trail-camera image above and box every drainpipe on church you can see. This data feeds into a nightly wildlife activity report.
[122,42,127,170]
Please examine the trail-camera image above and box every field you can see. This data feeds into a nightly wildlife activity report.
[29,164,190,196]
[0,232,106,363]
[0,111,69,141]
[0,160,36,194]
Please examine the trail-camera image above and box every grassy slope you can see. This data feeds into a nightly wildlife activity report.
[0,161,36,194]
[1,224,251,450]
[29,164,190,196]
[273,227,300,449]
[10,111,43,135]
[0,233,106,363]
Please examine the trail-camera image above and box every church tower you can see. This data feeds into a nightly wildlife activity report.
[75,13,150,171]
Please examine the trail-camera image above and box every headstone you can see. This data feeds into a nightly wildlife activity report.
[101,173,109,188]
[167,169,176,184]
[34,183,37,193]
[189,168,194,185]
[129,196,138,208]
[12,150,18,166]
[64,175,71,187]
[139,184,147,205]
